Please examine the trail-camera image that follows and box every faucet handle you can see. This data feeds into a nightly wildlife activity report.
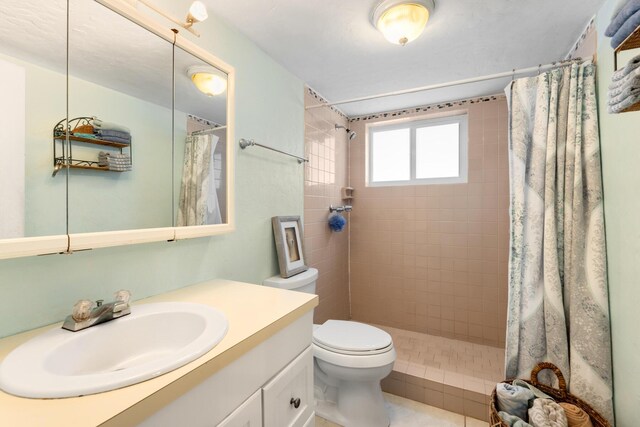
[71,300,95,322]
[114,289,131,305]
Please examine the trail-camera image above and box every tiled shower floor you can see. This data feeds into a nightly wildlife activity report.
[374,324,505,421]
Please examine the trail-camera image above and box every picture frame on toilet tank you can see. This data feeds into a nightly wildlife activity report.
[271,216,308,278]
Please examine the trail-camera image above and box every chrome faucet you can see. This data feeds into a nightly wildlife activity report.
[62,290,132,332]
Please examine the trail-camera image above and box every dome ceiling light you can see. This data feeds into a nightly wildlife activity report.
[188,66,228,96]
[371,0,435,46]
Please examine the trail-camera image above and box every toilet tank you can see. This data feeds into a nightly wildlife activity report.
[263,268,318,294]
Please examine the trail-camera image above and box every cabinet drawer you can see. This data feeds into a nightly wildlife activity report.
[217,390,262,427]
[262,347,314,427]
[301,413,315,427]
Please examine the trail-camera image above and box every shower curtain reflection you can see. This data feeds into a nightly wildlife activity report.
[177,133,222,226]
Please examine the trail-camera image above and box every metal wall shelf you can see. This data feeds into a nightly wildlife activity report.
[52,117,132,175]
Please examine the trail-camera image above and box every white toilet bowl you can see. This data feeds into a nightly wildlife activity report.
[263,269,396,427]
[313,320,395,427]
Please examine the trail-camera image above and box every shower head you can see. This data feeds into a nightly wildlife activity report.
[335,124,357,141]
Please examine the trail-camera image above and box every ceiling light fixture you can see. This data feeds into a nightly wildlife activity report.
[371,0,435,46]
[188,66,227,96]
[136,0,208,37]
[185,1,208,28]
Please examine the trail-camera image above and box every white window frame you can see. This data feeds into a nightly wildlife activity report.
[366,113,468,187]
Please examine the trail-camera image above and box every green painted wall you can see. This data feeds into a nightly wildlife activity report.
[596,1,640,424]
[0,1,304,338]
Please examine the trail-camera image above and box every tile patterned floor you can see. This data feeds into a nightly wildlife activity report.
[378,324,505,391]
[373,324,505,421]
[315,392,489,427]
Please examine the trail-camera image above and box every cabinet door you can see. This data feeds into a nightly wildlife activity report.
[262,347,314,427]
[217,390,262,427]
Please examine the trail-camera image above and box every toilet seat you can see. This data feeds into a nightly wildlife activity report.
[312,321,396,369]
[313,320,392,353]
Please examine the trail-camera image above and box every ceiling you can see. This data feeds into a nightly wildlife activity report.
[204,0,605,116]
[0,0,227,125]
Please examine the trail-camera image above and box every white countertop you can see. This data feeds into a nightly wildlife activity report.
[0,279,318,427]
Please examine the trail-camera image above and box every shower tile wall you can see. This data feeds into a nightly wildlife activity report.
[348,98,509,348]
[304,88,350,323]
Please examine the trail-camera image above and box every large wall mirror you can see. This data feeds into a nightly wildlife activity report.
[0,0,68,245]
[0,0,234,258]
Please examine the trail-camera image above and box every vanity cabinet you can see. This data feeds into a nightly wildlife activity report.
[262,347,314,427]
[137,311,315,427]
[217,390,262,427]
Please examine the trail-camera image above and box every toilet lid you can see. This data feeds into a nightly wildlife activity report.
[313,320,392,353]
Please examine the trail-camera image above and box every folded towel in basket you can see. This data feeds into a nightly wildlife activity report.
[500,411,533,427]
[512,379,554,400]
[605,0,640,37]
[528,399,568,427]
[558,403,593,427]
[497,383,536,422]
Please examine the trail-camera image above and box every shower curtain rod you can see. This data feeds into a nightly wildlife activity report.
[305,57,589,110]
[191,126,227,135]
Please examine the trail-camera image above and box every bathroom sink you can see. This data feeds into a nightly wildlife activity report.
[0,302,228,398]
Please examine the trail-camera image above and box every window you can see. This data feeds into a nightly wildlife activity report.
[367,114,468,186]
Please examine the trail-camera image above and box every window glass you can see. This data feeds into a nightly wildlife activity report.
[367,114,468,186]
[416,123,459,179]
[371,128,410,182]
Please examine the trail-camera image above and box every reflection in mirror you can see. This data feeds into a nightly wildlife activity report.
[173,46,228,226]
[0,0,68,239]
[67,0,174,234]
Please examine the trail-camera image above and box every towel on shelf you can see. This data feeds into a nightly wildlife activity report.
[609,67,640,96]
[496,383,536,421]
[528,399,568,427]
[558,403,593,427]
[609,86,640,106]
[98,151,110,166]
[605,0,640,37]
[499,411,533,427]
[611,9,640,48]
[73,132,97,139]
[608,91,640,113]
[92,119,130,134]
[612,53,640,81]
[98,134,132,144]
[97,129,131,139]
[98,151,131,171]
[608,62,640,112]
[96,129,131,144]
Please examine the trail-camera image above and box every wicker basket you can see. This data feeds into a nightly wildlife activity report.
[489,362,611,427]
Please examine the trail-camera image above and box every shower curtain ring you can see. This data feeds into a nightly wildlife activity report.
[511,68,516,81]
[538,64,542,75]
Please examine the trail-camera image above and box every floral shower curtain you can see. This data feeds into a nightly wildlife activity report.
[177,134,222,226]
[505,61,613,423]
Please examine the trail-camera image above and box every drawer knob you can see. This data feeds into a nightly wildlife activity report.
[290,397,301,409]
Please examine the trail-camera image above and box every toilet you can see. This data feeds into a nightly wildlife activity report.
[263,268,396,427]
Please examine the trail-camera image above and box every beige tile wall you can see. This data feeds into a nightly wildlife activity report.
[304,88,350,323]
[348,98,509,347]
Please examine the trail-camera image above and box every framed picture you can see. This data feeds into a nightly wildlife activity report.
[272,216,308,278]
